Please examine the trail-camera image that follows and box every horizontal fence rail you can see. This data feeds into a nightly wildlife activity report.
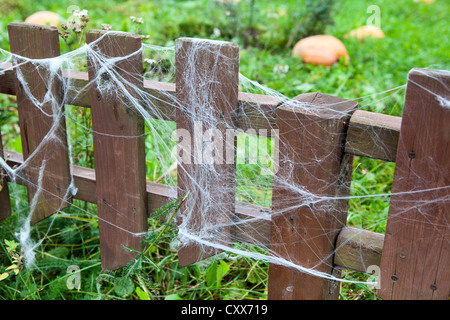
[0,62,402,163]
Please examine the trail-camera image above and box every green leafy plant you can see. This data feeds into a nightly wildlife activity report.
[0,239,23,281]
[58,9,90,50]
[205,259,230,290]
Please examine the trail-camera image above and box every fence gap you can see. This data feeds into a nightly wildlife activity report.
[268,92,357,300]
[175,38,239,266]
[379,68,450,300]
[0,126,12,220]
[86,30,147,270]
[7,23,72,223]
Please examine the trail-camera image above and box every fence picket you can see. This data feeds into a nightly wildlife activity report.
[379,68,450,300]
[86,30,147,270]
[0,126,11,220]
[175,38,239,266]
[268,93,357,299]
[7,23,72,223]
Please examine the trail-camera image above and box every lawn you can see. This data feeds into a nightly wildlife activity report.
[0,0,448,300]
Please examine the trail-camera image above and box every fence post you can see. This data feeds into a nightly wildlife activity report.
[175,38,239,266]
[268,92,357,300]
[86,31,147,270]
[379,68,450,300]
[0,126,11,220]
[7,23,72,223]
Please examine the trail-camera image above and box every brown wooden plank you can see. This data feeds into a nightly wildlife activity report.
[345,110,402,161]
[0,63,403,162]
[0,63,16,96]
[268,92,358,300]
[379,68,450,300]
[86,30,147,270]
[175,38,239,266]
[8,22,72,223]
[0,126,12,220]
[334,226,384,272]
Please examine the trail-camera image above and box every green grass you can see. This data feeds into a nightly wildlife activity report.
[0,0,449,300]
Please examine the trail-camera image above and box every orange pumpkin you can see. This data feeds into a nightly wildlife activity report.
[346,26,384,40]
[25,11,60,27]
[292,35,349,66]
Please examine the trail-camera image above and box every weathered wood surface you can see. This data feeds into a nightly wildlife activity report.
[175,38,239,266]
[345,110,401,162]
[379,68,450,300]
[0,64,401,162]
[0,126,11,220]
[86,30,147,270]
[8,23,72,223]
[268,92,358,300]
[334,226,384,272]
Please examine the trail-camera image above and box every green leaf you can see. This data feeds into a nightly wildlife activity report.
[247,271,258,284]
[135,286,149,300]
[164,293,183,300]
[216,260,230,288]
[5,264,17,271]
[4,239,19,253]
[10,137,22,154]
[114,277,135,298]
[205,261,217,288]
[205,260,230,289]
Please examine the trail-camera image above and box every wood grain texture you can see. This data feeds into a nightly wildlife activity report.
[345,109,401,162]
[86,30,147,270]
[268,92,358,300]
[334,226,384,272]
[379,68,450,300]
[0,126,11,220]
[175,38,239,266]
[8,22,72,223]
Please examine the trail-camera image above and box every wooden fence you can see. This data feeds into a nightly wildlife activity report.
[0,23,448,300]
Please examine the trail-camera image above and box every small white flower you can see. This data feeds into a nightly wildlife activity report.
[130,16,143,24]
[73,9,88,18]
[273,64,289,77]
[145,58,157,65]
[212,27,221,38]
[101,24,112,31]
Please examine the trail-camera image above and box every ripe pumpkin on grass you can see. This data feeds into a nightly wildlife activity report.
[25,11,60,27]
[292,35,349,66]
[346,25,385,40]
